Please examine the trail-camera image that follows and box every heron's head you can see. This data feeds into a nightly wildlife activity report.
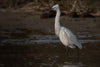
[51,4,59,11]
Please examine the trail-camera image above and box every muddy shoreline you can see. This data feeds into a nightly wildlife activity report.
[0,12,100,33]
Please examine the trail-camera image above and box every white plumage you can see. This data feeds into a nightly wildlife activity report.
[51,4,82,49]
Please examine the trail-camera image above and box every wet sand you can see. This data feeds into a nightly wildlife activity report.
[0,12,100,67]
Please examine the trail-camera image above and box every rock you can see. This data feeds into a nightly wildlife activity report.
[40,13,49,18]
[80,12,95,18]
[68,12,79,18]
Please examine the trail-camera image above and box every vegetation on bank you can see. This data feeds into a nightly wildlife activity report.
[0,0,99,17]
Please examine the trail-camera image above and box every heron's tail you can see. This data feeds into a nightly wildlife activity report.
[75,41,82,49]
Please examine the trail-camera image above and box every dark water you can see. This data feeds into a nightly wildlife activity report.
[0,29,100,67]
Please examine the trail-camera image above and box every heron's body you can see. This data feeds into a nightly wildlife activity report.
[52,4,82,49]
[59,26,82,49]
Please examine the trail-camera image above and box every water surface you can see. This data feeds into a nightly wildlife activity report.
[0,29,100,67]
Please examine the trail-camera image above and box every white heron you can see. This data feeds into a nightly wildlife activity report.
[50,4,82,59]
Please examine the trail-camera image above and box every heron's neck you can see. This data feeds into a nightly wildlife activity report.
[55,9,61,36]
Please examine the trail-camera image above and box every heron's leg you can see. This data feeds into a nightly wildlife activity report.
[66,47,69,58]
[76,46,79,62]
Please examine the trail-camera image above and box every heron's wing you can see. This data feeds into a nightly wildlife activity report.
[63,27,82,49]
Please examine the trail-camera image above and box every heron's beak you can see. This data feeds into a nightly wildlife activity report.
[49,8,54,11]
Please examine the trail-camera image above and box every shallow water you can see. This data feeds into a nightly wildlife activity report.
[0,30,100,45]
[0,29,100,67]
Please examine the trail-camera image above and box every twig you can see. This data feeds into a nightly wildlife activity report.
[61,0,67,10]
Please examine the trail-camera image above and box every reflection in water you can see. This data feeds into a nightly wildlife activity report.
[60,62,83,67]
[62,64,79,67]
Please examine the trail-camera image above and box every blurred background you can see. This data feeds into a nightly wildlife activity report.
[0,0,100,12]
